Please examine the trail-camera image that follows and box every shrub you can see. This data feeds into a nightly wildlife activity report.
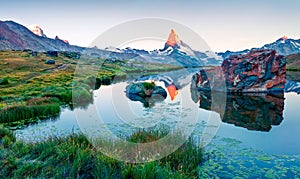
[72,87,92,104]
[0,128,203,178]
[0,78,9,85]
[0,103,60,124]
[142,82,155,90]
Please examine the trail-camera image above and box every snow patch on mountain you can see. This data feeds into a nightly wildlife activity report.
[27,24,46,37]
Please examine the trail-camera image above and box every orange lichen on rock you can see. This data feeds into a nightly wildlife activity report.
[265,77,286,89]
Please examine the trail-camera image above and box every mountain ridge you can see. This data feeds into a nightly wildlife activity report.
[218,36,300,59]
[103,29,222,66]
[2,20,300,67]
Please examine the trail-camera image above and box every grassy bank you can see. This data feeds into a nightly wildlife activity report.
[0,97,60,129]
[287,68,300,72]
[0,127,203,178]
[0,50,182,126]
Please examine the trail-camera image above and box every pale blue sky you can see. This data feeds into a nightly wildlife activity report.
[1,0,300,52]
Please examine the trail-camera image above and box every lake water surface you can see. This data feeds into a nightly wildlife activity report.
[14,68,300,177]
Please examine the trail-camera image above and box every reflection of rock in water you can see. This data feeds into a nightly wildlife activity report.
[223,93,284,131]
[126,93,166,108]
[125,82,167,108]
[191,87,284,131]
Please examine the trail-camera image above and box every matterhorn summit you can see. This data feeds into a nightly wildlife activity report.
[160,29,196,57]
[166,29,182,47]
[27,24,47,37]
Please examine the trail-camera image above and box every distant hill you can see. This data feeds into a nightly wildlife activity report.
[285,80,300,94]
[261,36,300,56]
[219,36,300,59]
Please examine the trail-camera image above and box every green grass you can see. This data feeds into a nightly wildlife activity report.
[287,68,300,72]
[142,82,155,90]
[0,50,182,125]
[0,50,181,106]
[0,77,9,85]
[141,82,156,97]
[0,127,203,178]
[0,97,60,128]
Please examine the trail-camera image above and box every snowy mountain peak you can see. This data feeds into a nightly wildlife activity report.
[281,35,288,41]
[166,29,181,47]
[102,28,222,66]
[27,24,46,37]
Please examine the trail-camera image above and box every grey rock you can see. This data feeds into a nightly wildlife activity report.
[45,59,55,64]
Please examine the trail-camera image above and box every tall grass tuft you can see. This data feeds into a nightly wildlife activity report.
[0,97,60,125]
[0,127,204,178]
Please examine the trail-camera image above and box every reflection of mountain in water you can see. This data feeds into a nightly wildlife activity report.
[285,80,300,94]
[126,93,166,108]
[135,68,202,89]
[191,88,285,131]
[124,68,202,105]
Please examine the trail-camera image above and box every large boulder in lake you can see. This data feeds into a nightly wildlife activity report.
[193,50,286,92]
[125,82,167,107]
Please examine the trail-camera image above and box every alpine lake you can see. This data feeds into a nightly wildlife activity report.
[13,68,300,178]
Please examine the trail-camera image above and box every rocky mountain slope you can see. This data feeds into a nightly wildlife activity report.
[0,20,83,52]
